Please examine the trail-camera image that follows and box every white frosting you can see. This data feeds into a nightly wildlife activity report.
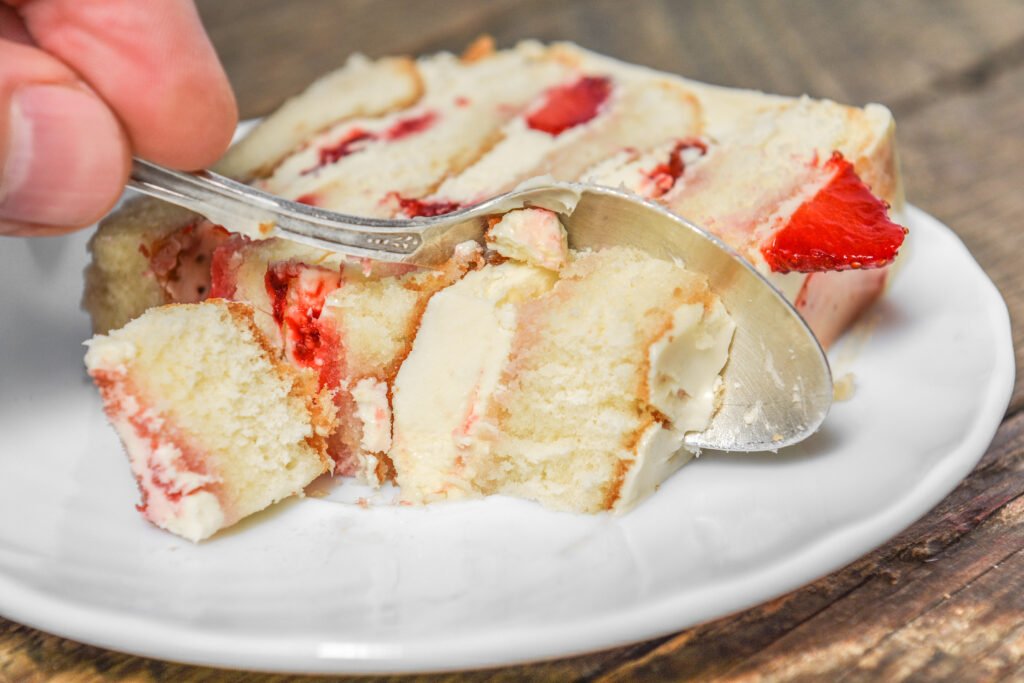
[85,339,225,543]
[391,263,556,501]
[615,424,692,513]
[351,378,392,454]
[647,298,735,433]
[104,389,224,543]
[486,208,569,271]
[452,240,484,264]
[611,297,734,511]
[436,118,596,203]
[160,492,226,543]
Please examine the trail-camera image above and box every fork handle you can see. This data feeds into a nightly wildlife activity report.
[127,158,424,257]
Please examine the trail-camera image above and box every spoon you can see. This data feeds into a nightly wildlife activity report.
[128,158,832,452]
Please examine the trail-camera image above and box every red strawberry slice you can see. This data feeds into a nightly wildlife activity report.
[526,76,612,136]
[761,152,907,273]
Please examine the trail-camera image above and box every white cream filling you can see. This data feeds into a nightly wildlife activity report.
[391,263,556,501]
[615,424,692,513]
[485,208,569,271]
[160,492,226,543]
[104,391,224,543]
[647,298,736,434]
[614,297,734,512]
[351,378,392,454]
[85,339,224,543]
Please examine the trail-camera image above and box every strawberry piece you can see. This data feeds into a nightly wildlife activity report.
[304,129,376,175]
[761,152,907,273]
[302,111,437,175]
[526,76,612,136]
[265,262,343,389]
[208,234,252,300]
[384,111,437,140]
[644,138,708,197]
[388,193,462,218]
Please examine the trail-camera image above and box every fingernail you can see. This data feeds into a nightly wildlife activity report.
[1,84,128,227]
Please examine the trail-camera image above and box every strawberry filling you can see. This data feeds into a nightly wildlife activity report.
[90,371,217,518]
[265,262,343,389]
[305,129,375,173]
[208,234,253,300]
[526,76,612,136]
[265,262,368,475]
[644,139,709,197]
[304,111,439,175]
[141,222,230,303]
[384,111,438,140]
[388,193,463,218]
[760,152,907,273]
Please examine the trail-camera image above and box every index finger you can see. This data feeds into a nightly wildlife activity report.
[10,0,238,169]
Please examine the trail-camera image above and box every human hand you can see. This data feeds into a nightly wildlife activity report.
[0,0,237,236]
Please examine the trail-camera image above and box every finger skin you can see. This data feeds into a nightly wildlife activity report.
[0,0,236,235]
[0,217,93,236]
[0,40,131,233]
[19,0,238,169]
[0,5,33,45]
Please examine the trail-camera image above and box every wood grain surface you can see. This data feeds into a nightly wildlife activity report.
[3,1,1022,680]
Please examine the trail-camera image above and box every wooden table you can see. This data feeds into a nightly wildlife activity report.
[3,1,1022,680]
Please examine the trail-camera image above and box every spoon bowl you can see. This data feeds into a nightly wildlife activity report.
[559,186,832,452]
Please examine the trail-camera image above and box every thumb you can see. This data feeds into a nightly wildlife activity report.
[0,41,130,236]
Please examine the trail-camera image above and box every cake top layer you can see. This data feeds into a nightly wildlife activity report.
[207,39,903,276]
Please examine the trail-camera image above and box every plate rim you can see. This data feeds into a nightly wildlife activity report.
[0,204,1015,674]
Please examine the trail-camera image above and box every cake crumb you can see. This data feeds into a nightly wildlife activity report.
[833,373,856,401]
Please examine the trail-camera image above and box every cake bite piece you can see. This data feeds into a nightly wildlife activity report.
[392,211,736,513]
[84,300,334,541]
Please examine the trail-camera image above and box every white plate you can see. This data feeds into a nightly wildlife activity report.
[0,206,1013,674]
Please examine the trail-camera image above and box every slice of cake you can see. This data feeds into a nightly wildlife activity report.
[391,211,735,512]
[84,300,334,541]
[80,38,911,539]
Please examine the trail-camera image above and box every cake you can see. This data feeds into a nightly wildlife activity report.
[84,300,334,541]
[392,213,734,512]
[82,38,907,540]
[84,40,905,346]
